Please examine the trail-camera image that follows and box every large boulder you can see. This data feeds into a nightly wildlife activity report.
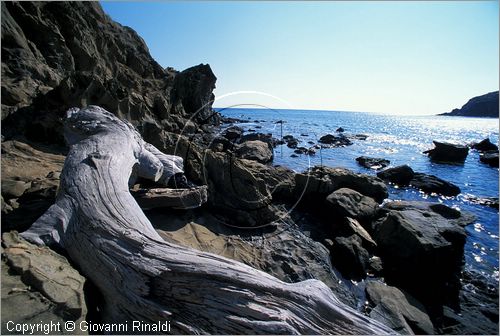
[1,232,87,333]
[410,173,461,196]
[365,281,434,335]
[325,188,379,221]
[235,140,273,164]
[377,165,415,185]
[373,201,475,308]
[203,150,281,227]
[377,165,461,196]
[295,166,388,204]
[423,141,468,163]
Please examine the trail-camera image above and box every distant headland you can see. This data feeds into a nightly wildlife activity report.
[439,91,499,118]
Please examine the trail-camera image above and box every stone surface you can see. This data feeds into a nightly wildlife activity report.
[325,188,379,221]
[424,141,469,163]
[235,140,273,164]
[149,208,358,308]
[410,173,461,197]
[365,281,434,335]
[1,231,87,333]
[295,166,388,204]
[373,201,475,308]
[377,165,415,186]
[439,91,499,118]
[222,125,243,140]
[356,156,390,170]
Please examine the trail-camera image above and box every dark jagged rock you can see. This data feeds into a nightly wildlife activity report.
[235,140,273,164]
[423,141,468,163]
[470,138,498,152]
[172,63,219,125]
[365,281,434,335]
[1,2,218,145]
[356,156,390,170]
[329,235,370,281]
[410,173,461,197]
[439,91,499,118]
[336,127,344,132]
[222,125,243,140]
[479,150,499,167]
[295,166,388,204]
[377,165,415,186]
[373,201,475,310]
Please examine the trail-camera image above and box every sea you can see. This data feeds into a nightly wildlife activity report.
[216,108,499,284]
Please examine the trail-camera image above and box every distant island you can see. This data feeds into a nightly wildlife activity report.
[439,91,499,118]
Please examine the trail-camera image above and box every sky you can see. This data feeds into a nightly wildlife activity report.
[100,1,499,115]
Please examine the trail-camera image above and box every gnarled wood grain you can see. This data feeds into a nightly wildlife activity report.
[20,106,394,334]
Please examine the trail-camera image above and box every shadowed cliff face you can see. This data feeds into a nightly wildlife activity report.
[1,1,218,144]
[440,91,499,118]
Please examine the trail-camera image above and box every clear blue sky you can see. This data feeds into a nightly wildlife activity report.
[101,1,499,115]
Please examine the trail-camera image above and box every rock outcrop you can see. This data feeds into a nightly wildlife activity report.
[235,140,273,164]
[424,141,469,163]
[1,1,219,145]
[479,150,499,167]
[439,91,499,118]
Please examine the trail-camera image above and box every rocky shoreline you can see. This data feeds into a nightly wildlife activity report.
[1,2,498,335]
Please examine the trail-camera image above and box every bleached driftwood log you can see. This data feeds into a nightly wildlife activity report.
[20,106,394,334]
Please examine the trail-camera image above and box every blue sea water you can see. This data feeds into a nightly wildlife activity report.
[216,108,499,282]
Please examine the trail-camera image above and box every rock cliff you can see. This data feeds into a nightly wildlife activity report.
[1,1,218,144]
[440,91,499,118]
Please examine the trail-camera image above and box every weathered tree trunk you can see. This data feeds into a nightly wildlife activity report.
[20,106,394,334]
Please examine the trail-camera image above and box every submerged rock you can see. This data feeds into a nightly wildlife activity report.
[365,281,434,335]
[423,141,469,163]
[356,156,390,170]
